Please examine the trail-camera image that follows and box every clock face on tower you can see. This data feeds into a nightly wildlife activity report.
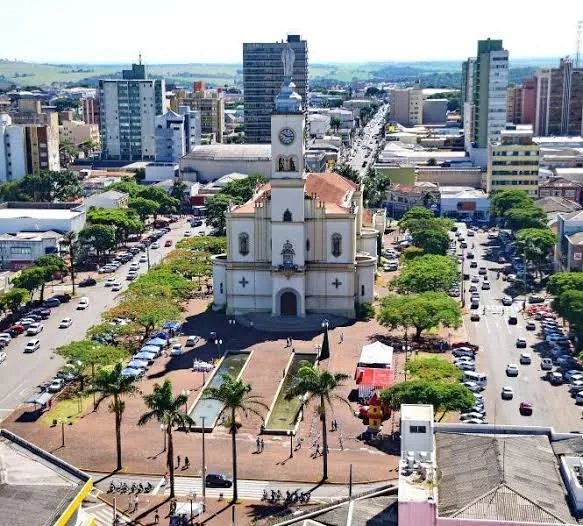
[279,127,295,145]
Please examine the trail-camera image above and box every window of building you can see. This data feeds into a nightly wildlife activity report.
[331,233,342,257]
[238,233,249,255]
[10,246,32,255]
[283,209,292,222]
[220,283,223,294]
[410,425,427,433]
[306,239,310,252]
[281,240,295,268]
[361,285,365,296]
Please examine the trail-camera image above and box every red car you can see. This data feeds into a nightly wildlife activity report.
[519,402,533,416]
[164,240,173,247]
[9,324,25,334]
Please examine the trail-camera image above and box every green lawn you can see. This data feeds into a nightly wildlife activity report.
[40,395,94,426]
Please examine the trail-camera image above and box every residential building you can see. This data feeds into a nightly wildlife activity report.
[463,39,509,149]
[59,119,100,147]
[308,113,330,137]
[389,83,423,126]
[180,144,271,183]
[460,57,476,112]
[0,428,94,526]
[81,96,100,125]
[398,404,582,526]
[538,177,583,202]
[0,202,86,234]
[243,34,309,143]
[557,210,583,270]
[521,77,537,124]
[507,85,522,124]
[0,113,27,182]
[385,182,439,218]
[154,111,186,163]
[85,189,129,209]
[183,91,224,143]
[212,76,377,318]
[144,162,180,183]
[0,231,62,270]
[422,99,447,124]
[535,57,583,136]
[98,62,165,161]
[487,124,540,196]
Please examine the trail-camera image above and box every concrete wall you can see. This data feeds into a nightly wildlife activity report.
[180,158,271,183]
[416,169,484,188]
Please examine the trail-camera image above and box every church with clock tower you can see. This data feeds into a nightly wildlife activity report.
[212,46,378,319]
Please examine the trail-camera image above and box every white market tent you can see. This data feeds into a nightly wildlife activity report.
[358,341,393,368]
[174,502,203,517]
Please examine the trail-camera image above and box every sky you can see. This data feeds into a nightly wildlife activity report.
[2,0,582,64]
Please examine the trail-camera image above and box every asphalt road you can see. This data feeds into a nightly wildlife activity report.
[0,218,204,422]
[459,225,582,432]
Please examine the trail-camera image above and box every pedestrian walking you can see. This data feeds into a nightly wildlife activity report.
[177,455,181,468]
[315,443,320,456]
[339,333,344,344]
[134,494,139,513]
[256,436,261,453]
[260,438,265,452]
[129,494,135,512]
[184,456,190,469]
[154,509,159,523]
[164,472,169,486]
[295,436,303,450]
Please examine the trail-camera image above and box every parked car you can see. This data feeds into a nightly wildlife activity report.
[0,351,6,364]
[8,324,25,335]
[47,378,64,393]
[170,344,183,356]
[79,277,97,287]
[205,473,232,488]
[528,295,545,304]
[547,372,564,385]
[43,298,61,308]
[541,358,554,371]
[0,333,12,344]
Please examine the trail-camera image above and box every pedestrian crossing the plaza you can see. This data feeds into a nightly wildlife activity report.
[82,501,134,525]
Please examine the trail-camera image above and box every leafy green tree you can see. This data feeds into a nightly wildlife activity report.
[175,236,227,254]
[79,224,116,256]
[59,139,79,168]
[405,356,462,383]
[411,227,450,255]
[491,189,533,217]
[219,174,267,202]
[334,164,360,183]
[504,206,547,231]
[203,375,267,502]
[0,288,29,313]
[129,196,159,222]
[392,255,458,294]
[86,209,143,244]
[86,321,138,347]
[207,194,240,234]
[138,380,194,498]
[16,170,82,202]
[285,363,350,480]
[89,362,139,471]
[11,267,46,299]
[34,254,67,301]
[137,186,180,216]
[378,292,461,339]
[401,246,425,261]
[380,380,473,421]
[515,228,555,277]
[53,97,80,112]
[330,116,341,133]
[169,179,187,203]
[547,272,583,296]
[128,269,194,301]
[59,231,80,295]
[107,179,141,196]
[553,290,583,345]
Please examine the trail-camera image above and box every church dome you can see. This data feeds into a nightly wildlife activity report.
[274,81,302,114]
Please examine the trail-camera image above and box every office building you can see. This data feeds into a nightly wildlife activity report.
[98,62,165,161]
[422,98,447,124]
[507,85,522,124]
[521,77,537,125]
[389,83,423,127]
[154,107,201,163]
[243,34,308,143]
[487,124,540,196]
[186,92,224,143]
[463,39,509,149]
[81,97,100,126]
[534,57,583,136]
[60,119,100,147]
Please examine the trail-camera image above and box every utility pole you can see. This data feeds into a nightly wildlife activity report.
[201,416,206,511]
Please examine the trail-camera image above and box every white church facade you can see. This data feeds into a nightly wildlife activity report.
[212,47,378,319]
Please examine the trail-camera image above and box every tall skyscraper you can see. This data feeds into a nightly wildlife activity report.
[243,34,308,144]
[534,58,583,136]
[463,39,508,150]
[98,62,165,161]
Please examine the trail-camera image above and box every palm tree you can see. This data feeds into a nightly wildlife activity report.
[203,375,267,502]
[138,380,193,498]
[330,116,341,134]
[90,362,139,471]
[59,231,79,295]
[285,363,350,480]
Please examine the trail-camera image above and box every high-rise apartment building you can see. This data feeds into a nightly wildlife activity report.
[389,82,423,126]
[243,34,308,143]
[507,86,523,124]
[98,62,165,161]
[186,92,224,143]
[534,58,583,136]
[521,77,537,125]
[487,124,540,196]
[154,106,201,162]
[0,114,60,182]
[81,97,100,126]
[463,39,508,150]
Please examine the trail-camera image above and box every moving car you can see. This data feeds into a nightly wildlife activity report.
[59,318,73,328]
[508,315,518,325]
[502,296,513,306]
[126,272,138,281]
[471,275,479,283]
[139,255,148,263]
[129,262,140,271]
[470,261,478,268]
[205,473,232,488]
[170,344,183,356]
[519,353,532,365]
[478,267,487,275]
[185,336,198,347]
[24,339,40,353]
[77,297,90,310]
[26,323,44,335]
[515,338,527,349]
[79,277,97,287]
[0,351,6,364]
[383,261,398,272]
[43,298,61,308]
[165,239,173,247]
[519,401,533,416]
[112,282,123,292]
[470,313,480,322]
[526,321,536,331]
[506,364,519,377]
[501,386,514,400]
[104,277,116,287]
[481,282,490,290]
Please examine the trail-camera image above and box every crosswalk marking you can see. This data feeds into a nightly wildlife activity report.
[82,502,133,525]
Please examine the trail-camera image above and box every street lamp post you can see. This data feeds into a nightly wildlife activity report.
[58,418,66,447]
[161,424,167,452]
[146,243,151,270]
[287,430,294,458]
[201,416,206,511]
[182,389,190,413]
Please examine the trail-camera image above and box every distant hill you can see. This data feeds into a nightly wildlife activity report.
[0,58,560,89]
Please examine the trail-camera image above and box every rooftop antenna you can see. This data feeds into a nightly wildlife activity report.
[138,51,142,65]
[577,21,582,68]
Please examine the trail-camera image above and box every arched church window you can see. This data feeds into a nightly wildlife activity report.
[283,209,292,222]
[289,156,297,171]
[306,239,310,252]
[278,156,285,172]
[281,240,295,268]
[331,233,342,257]
[238,232,249,255]
[220,283,224,294]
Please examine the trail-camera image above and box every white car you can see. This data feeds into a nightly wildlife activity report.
[112,282,123,292]
[502,296,513,306]
[139,255,148,263]
[564,370,583,382]
[0,351,6,364]
[506,364,519,377]
[463,381,482,393]
[129,263,140,271]
[501,386,514,399]
[519,353,532,365]
[185,336,198,347]
[77,297,89,310]
[104,277,116,287]
[170,344,183,356]
[59,318,73,329]
[183,231,192,237]
[0,332,12,343]
[460,412,486,421]
[569,374,583,385]
[569,380,583,393]
[150,242,160,249]
[26,323,44,335]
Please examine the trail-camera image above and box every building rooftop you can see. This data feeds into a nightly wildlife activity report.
[0,231,62,242]
[438,186,488,198]
[0,429,92,526]
[0,208,84,220]
[182,144,271,161]
[567,232,583,246]
[401,404,433,422]
[541,177,583,188]
[535,196,582,214]
[435,433,573,524]
[89,190,128,200]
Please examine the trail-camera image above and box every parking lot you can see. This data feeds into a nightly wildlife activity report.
[0,217,201,421]
[454,225,583,431]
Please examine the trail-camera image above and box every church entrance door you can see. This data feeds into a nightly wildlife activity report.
[280,291,297,316]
